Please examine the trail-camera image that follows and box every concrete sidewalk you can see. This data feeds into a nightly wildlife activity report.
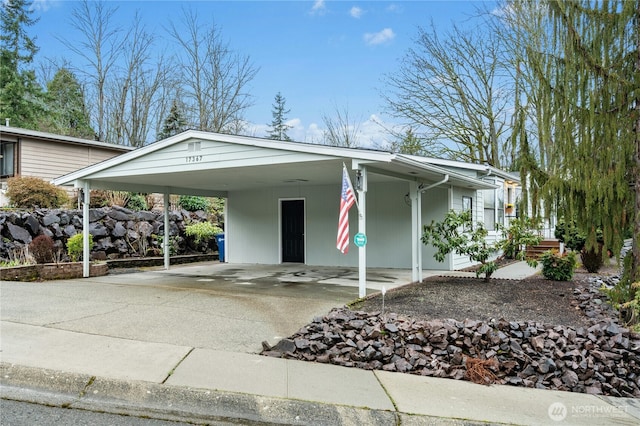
[2,262,639,425]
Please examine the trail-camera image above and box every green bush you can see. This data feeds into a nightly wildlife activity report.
[66,233,94,262]
[6,176,69,208]
[185,221,223,244]
[179,195,211,212]
[581,245,604,273]
[29,235,56,264]
[126,193,148,211]
[540,250,577,281]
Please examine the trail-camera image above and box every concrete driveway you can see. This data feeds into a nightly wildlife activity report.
[1,262,414,353]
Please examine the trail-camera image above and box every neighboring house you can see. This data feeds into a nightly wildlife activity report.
[0,126,134,206]
[54,130,520,281]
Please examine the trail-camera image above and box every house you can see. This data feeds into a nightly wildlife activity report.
[0,126,134,205]
[53,130,519,295]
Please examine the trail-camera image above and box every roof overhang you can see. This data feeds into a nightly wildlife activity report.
[53,130,497,195]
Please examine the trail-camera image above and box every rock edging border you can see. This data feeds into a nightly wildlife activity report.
[1,262,108,282]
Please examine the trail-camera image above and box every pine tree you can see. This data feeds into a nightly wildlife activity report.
[157,99,188,140]
[267,92,292,141]
[0,0,43,129]
[43,68,95,138]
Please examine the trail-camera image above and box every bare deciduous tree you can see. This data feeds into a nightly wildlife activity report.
[382,23,513,168]
[321,104,362,148]
[167,9,258,134]
[61,0,125,142]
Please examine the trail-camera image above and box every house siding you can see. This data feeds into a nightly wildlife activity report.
[227,180,462,270]
[20,140,123,181]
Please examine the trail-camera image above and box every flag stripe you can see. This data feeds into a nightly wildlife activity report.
[337,166,356,254]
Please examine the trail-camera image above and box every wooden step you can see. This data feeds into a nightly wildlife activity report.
[525,239,561,259]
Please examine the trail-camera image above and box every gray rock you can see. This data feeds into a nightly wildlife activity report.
[24,215,39,235]
[6,223,32,244]
[63,225,77,237]
[42,212,60,226]
[112,222,126,238]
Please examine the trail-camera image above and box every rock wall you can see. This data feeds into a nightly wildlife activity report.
[0,206,218,262]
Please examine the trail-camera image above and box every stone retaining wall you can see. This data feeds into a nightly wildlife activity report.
[0,206,217,262]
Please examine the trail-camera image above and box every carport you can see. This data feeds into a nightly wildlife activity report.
[53,131,494,297]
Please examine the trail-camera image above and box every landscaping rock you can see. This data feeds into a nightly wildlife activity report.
[1,207,220,262]
[262,278,640,398]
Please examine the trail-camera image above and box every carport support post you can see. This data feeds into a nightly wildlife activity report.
[82,181,90,278]
[356,165,367,299]
[163,191,170,270]
[409,181,421,283]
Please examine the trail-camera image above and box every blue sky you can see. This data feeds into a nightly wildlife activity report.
[30,0,495,146]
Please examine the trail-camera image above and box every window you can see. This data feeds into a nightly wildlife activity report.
[462,196,472,230]
[0,142,16,178]
[482,178,505,231]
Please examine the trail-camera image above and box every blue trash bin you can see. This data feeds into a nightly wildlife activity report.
[215,233,225,262]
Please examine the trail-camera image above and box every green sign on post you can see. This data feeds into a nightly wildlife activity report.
[354,233,367,248]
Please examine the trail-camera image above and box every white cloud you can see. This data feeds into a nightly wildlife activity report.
[310,0,326,15]
[350,6,363,19]
[363,28,396,46]
[32,0,57,12]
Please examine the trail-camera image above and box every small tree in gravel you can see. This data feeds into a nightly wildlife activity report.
[422,210,539,282]
[422,210,497,281]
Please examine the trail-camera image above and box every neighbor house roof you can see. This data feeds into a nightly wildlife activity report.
[0,126,135,153]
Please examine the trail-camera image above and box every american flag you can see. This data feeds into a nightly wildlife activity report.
[337,165,356,254]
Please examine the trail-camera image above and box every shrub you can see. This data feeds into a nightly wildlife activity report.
[185,221,223,244]
[6,176,68,208]
[29,235,56,264]
[126,193,148,211]
[179,195,211,212]
[66,233,94,262]
[422,210,499,281]
[87,189,111,207]
[540,250,577,281]
[498,217,542,261]
[581,245,604,273]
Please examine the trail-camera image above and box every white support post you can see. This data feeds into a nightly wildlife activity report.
[82,181,90,278]
[356,165,367,299]
[417,188,423,281]
[164,190,170,270]
[410,181,420,283]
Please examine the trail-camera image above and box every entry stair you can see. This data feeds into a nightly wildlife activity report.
[525,239,561,259]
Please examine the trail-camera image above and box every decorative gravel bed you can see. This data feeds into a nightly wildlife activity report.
[262,273,640,397]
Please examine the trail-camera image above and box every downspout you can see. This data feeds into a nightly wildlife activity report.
[419,174,450,193]
[415,174,449,280]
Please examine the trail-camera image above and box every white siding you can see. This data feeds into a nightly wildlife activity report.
[227,180,468,271]
[90,138,334,179]
[450,187,481,270]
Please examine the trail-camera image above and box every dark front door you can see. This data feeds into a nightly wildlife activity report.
[281,199,304,263]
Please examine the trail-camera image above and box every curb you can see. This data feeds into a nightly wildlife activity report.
[1,363,401,425]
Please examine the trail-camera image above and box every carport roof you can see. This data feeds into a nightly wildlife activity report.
[53,130,496,196]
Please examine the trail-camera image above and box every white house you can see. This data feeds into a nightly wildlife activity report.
[53,131,518,295]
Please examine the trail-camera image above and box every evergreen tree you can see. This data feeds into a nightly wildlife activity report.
[43,68,95,138]
[512,0,639,281]
[157,99,188,140]
[267,92,292,141]
[0,0,43,128]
